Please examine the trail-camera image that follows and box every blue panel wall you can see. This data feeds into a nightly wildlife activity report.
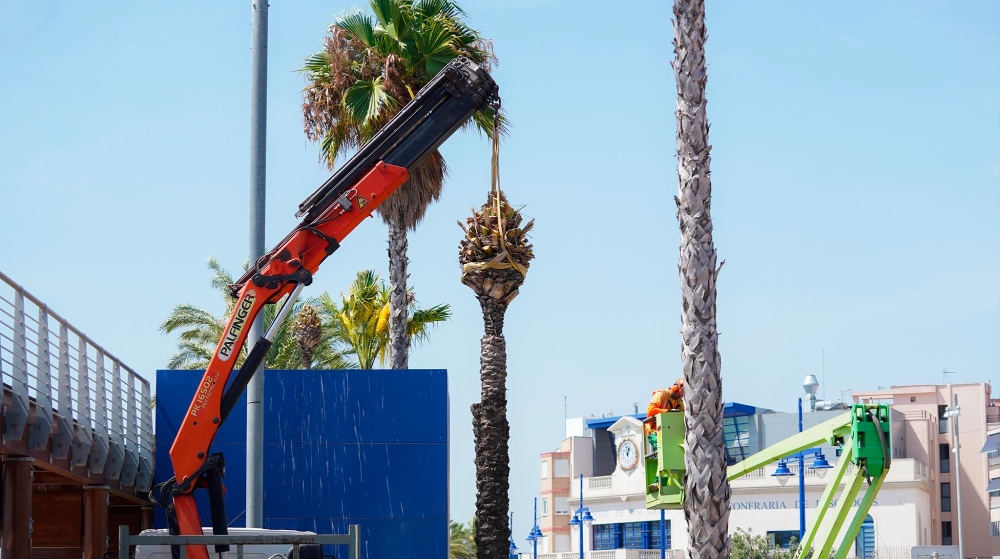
[154,369,449,559]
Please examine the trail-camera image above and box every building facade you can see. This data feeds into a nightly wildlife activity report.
[852,383,1000,558]
[528,384,998,559]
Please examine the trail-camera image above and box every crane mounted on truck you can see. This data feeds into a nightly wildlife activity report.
[150,57,499,559]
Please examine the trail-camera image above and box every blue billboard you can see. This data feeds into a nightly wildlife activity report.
[154,369,449,558]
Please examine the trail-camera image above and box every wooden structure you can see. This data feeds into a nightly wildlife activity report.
[1,271,154,559]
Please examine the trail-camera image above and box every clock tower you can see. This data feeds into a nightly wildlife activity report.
[607,416,645,476]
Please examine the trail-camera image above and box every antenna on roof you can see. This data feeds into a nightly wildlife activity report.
[943,368,956,385]
[822,349,826,402]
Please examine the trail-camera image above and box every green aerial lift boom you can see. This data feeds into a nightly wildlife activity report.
[644,404,891,559]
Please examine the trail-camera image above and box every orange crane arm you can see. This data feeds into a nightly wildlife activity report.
[151,57,499,559]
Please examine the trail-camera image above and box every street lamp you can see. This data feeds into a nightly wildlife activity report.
[509,511,519,559]
[944,398,964,559]
[526,497,545,559]
[569,474,594,559]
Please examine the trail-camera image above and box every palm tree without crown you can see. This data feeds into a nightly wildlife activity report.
[673,0,731,557]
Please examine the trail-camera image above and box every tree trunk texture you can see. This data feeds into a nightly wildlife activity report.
[473,300,510,559]
[673,1,731,558]
[387,220,410,369]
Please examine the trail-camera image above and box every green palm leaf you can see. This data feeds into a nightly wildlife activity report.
[412,17,458,75]
[300,51,333,78]
[335,11,376,47]
[343,78,396,126]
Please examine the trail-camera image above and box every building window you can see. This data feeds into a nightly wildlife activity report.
[910,396,916,402]
[541,498,548,516]
[941,482,951,512]
[938,405,949,434]
[992,521,1000,537]
[555,497,569,515]
[593,524,621,550]
[593,521,670,550]
[555,458,569,478]
[649,520,670,550]
[940,444,950,474]
[942,521,952,545]
[723,416,753,465]
[767,531,800,549]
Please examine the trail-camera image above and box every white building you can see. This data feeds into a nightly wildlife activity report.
[526,390,998,559]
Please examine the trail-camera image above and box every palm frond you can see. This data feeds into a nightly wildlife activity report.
[160,304,223,334]
[300,51,333,77]
[411,16,458,75]
[335,11,376,47]
[407,303,450,344]
[343,77,397,126]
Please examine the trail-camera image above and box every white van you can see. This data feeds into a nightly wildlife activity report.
[133,528,323,559]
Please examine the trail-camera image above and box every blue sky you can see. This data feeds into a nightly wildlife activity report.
[2,0,998,538]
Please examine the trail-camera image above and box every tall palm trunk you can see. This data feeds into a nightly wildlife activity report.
[460,185,534,559]
[473,292,512,559]
[673,1,730,558]
[387,220,410,369]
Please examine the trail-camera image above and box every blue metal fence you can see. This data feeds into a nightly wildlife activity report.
[154,369,449,558]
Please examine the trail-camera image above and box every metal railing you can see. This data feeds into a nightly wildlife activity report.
[0,271,153,491]
[841,546,911,559]
[521,551,682,559]
[118,526,360,559]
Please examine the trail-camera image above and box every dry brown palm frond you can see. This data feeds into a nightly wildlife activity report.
[376,149,448,230]
[459,189,534,269]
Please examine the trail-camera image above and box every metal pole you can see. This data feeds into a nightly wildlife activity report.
[798,398,806,542]
[246,0,269,528]
[533,497,539,559]
[579,475,584,559]
[952,394,964,559]
[660,508,666,559]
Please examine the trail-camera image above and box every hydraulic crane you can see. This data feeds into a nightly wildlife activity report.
[644,403,891,559]
[150,57,499,559]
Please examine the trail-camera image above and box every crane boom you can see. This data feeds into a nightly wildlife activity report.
[152,57,499,559]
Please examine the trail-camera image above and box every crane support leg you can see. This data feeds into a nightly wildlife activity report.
[797,441,853,559]
[814,470,865,559]
[833,474,885,559]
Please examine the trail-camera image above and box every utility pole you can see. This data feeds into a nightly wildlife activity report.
[950,393,964,559]
[944,392,965,559]
[246,0,269,528]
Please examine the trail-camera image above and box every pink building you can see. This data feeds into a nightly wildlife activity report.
[852,383,1000,558]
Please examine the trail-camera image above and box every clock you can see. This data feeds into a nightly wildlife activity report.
[618,438,639,472]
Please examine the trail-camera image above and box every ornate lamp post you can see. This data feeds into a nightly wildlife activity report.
[526,497,545,559]
[508,511,519,558]
[568,474,594,559]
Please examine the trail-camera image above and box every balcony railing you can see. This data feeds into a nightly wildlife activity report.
[590,476,613,490]
[522,547,906,559]
[0,270,153,491]
[522,551,684,559]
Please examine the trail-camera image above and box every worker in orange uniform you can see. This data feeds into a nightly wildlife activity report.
[644,378,684,453]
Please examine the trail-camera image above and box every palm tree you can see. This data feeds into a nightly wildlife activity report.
[318,269,451,369]
[300,0,504,370]
[672,0,730,557]
[458,185,534,558]
[294,304,323,369]
[160,257,353,370]
[449,518,476,559]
